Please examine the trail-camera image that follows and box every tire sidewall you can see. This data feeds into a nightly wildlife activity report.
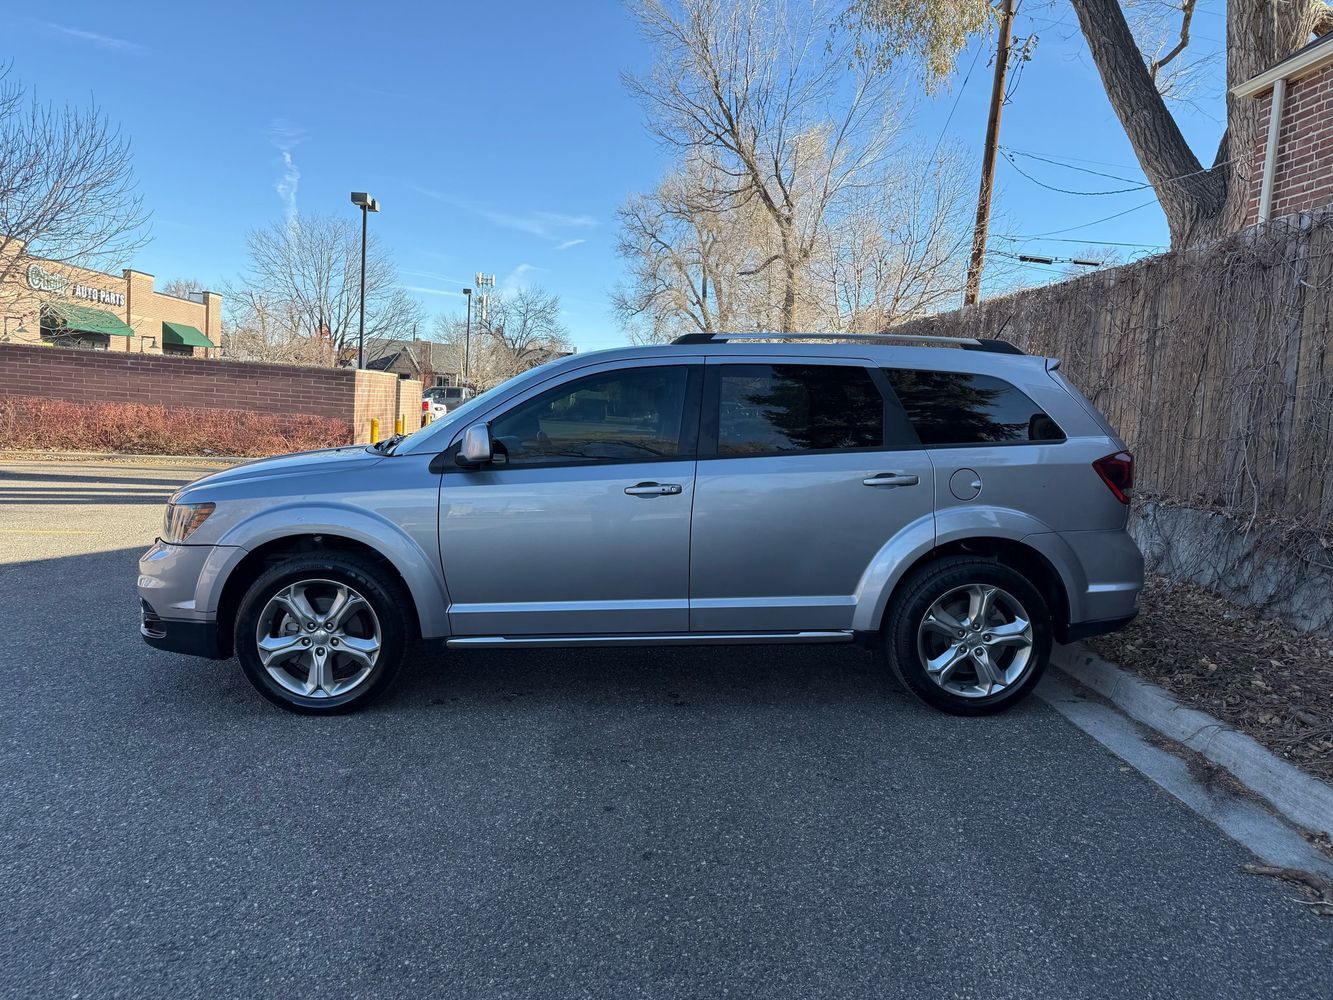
[234,555,408,714]
[886,558,1052,716]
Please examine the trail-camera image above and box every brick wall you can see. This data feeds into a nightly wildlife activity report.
[0,343,414,444]
[1245,56,1333,225]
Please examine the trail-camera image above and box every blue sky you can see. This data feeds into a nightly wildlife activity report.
[7,1,1230,351]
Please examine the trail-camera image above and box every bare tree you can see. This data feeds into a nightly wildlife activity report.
[221,283,327,366]
[625,0,907,331]
[814,144,977,331]
[612,155,756,342]
[243,212,422,366]
[0,64,148,305]
[428,287,572,390]
[160,277,204,300]
[478,286,573,384]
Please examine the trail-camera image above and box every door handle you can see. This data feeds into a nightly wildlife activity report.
[863,473,919,488]
[625,482,683,496]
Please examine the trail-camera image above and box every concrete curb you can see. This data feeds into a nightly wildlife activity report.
[1052,643,1333,838]
[0,449,245,467]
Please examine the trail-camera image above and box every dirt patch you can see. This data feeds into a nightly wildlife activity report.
[1090,576,1333,783]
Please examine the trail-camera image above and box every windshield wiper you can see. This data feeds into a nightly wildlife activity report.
[371,434,406,454]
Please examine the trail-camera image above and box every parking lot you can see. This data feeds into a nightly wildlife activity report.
[1,459,1329,999]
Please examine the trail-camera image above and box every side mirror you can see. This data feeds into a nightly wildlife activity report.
[457,422,493,466]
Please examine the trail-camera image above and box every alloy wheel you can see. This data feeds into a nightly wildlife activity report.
[915,583,1035,699]
[255,579,382,699]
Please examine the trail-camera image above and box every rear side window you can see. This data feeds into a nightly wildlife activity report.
[884,369,1064,445]
[714,364,884,455]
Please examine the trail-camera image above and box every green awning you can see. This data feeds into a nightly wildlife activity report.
[41,301,135,337]
[162,321,215,348]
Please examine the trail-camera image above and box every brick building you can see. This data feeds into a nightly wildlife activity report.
[0,241,221,358]
[1238,31,1333,225]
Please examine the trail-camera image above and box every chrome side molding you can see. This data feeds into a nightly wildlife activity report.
[444,631,855,649]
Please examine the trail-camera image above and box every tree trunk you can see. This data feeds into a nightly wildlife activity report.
[780,259,797,332]
[1070,0,1325,247]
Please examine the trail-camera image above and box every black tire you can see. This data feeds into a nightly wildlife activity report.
[883,556,1052,716]
[234,552,411,714]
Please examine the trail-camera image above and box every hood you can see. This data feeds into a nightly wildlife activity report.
[175,445,385,499]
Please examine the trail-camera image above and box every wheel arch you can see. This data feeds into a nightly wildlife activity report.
[212,533,428,657]
[882,538,1070,638]
[853,512,1077,640]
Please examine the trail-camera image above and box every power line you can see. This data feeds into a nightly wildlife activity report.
[928,41,984,165]
[1002,146,1142,172]
[993,233,1167,250]
[1002,147,1144,185]
[1001,150,1151,196]
[1021,199,1162,238]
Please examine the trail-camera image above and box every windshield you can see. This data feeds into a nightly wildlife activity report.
[390,357,572,455]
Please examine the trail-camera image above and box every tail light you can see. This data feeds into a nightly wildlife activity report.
[1093,451,1133,504]
[421,399,430,412]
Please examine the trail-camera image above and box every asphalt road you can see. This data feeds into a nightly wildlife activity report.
[1,460,1328,999]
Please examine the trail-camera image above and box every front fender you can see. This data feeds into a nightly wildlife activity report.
[850,505,1080,633]
[201,501,450,638]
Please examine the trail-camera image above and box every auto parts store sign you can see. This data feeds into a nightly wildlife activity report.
[27,262,126,307]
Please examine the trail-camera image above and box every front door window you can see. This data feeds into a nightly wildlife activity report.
[490,366,692,465]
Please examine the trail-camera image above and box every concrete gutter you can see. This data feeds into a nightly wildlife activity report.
[1052,643,1333,838]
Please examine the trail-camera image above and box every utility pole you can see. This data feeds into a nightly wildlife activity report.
[964,0,1016,306]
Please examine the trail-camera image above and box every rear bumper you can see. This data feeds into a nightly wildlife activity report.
[1059,611,1137,644]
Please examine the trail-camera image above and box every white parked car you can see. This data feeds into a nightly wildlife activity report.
[422,396,447,421]
[423,385,474,419]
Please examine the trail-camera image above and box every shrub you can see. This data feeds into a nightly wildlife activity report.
[0,395,353,457]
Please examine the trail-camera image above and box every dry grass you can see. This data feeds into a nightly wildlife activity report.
[1091,575,1333,782]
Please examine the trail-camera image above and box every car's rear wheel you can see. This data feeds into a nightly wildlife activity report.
[234,553,410,713]
[884,557,1051,716]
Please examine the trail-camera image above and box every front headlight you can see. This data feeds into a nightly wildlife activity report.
[162,502,215,544]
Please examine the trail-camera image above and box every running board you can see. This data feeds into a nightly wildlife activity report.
[444,631,855,649]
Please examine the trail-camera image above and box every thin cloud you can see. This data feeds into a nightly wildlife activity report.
[554,238,586,251]
[480,209,596,240]
[401,269,472,285]
[502,263,539,291]
[401,285,467,299]
[43,23,143,52]
[269,120,305,224]
[411,186,596,244]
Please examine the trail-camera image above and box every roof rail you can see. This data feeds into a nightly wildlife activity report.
[671,331,1024,355]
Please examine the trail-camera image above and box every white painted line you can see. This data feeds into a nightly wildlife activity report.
[1038,671,1333,880]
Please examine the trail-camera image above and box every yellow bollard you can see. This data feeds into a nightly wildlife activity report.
[395,415,405,436]
[370,417,380,444]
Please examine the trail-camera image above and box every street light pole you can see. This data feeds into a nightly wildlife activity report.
[462,287,473,384]
[350,192,380,368]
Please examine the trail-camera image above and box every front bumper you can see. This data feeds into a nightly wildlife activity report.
[140,601,226,659]
[138,540,237,660]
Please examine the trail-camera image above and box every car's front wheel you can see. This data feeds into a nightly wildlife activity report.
[234,553,410,713]
[884,557,1052,716]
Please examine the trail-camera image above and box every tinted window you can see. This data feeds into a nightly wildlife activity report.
[715,364,884,456]
[884,369,1064,445]
[491,366,690,465]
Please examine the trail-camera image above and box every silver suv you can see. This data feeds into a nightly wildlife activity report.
[138,334,1142,715]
